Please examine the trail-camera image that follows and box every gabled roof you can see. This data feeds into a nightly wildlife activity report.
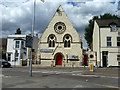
[96,19,120,27]
[39,5,81,42]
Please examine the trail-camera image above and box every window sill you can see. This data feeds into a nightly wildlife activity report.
[48,47,55,49]
[14,48,20,50]
[64,47,71,49]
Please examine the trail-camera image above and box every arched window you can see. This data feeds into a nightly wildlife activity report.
[64,34,72,47]
[48,35,56,47]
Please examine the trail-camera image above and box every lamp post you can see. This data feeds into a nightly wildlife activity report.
[30,0,45,76]
[30,0,36,77]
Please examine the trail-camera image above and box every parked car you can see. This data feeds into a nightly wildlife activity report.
[0,59,11,68]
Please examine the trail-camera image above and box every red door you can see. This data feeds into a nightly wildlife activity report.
[84,55,88,66]
[56,54,63,65]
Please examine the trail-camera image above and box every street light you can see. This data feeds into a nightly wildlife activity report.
[30,0,44,77]
[30,0,36,77]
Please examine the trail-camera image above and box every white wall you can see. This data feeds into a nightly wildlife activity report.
[100,27,119,67]
[93,20,120,67]
[93,21,100,65]
[7,35,27,66]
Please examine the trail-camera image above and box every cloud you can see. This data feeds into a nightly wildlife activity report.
[1,1,118,49]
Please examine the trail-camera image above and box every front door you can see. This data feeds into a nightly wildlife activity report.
[56,54,63,65]
[84,55,88,66]
[102,51,108,67]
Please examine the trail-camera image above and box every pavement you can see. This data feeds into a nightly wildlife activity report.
[14,65,119,77]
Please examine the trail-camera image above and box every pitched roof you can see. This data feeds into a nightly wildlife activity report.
[96,19,120,27]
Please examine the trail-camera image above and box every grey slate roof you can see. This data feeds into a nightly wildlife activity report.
[96,19,120,27]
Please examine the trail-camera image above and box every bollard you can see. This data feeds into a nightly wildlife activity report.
[90,63,94,72]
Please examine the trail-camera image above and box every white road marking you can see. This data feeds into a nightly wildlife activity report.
[33,70,83,75]
[0,75,10,78]
[74,85,84,88]
[0,75,4,78]
[32,70,118,79]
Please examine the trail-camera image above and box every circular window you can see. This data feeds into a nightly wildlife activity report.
[90,55,94,58]
[54,22,66,34]
[58,26,62,30]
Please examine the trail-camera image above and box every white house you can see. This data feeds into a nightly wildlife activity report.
[93,19,120,67]
[37,5,83,67]
[6,34,39,66]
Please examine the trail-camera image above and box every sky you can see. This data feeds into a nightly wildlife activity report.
[0,0,119,49]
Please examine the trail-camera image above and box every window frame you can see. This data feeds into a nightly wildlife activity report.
[64,34,72,48]
[15,41,20,48]
[107,37,112,47]
[117,37,120,47]
[15,53,19,61]
[117,55,120,61]
[110,24,117,32]
[48,35,56,47]
[21,41,25,49]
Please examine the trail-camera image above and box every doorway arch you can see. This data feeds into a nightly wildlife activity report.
[54,53,64,66]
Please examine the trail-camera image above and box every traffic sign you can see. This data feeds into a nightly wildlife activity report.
[26,35,33,48]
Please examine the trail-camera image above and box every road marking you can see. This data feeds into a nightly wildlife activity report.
[94,83,120,88]
[72,74,97,77]
[0,75,10,78]
[0,75,4,78]
[104,85,120,88]
[33,70,83,74]
[72,71,83,73]
[71,74,118,79]
[74,85,84,88]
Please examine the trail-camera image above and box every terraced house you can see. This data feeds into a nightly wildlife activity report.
[93,19,120,67]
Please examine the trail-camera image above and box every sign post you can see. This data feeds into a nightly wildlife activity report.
[26,35,33,77]
[26,35,33,48]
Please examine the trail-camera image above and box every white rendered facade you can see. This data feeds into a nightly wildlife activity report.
[6,35,27,66]
[93,19,120,67]
[6,34,39,66]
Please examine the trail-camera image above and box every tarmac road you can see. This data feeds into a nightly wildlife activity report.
[1,67,120,89]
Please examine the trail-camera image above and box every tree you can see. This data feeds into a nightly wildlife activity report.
[84,13,119,49]
[15,28,21,34]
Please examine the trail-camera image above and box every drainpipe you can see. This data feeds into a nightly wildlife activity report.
[99,27,101,67]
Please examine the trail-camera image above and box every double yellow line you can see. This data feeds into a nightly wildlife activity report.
[95,83,120,88]
[104,85,120,88]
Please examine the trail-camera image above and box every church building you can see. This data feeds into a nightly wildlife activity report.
[37,5,83,67]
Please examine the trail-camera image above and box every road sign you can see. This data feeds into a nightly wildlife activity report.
[40,49,53,53]
[26,35,33,48]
